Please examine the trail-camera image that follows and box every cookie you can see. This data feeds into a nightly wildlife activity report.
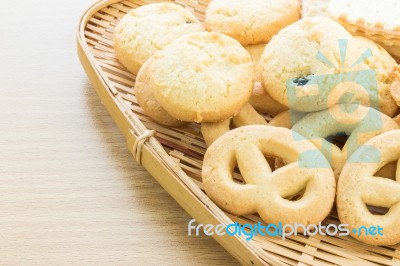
[201,103,267,146]
[390,65,400,106]
[328,0,400,66]
[202,125,336,228]
[244,44,266,82]
[269,110,306,128]
[260,17,396,115]
[337,130,400,246]
[249,83,289,116]
[114,3,204,75]
[291,104,399,178]
[327,0,400,33]
[353,36,398,116]
[245,44,288,115]
[301,0,331,17]
[205,0,300,46]
[148,32,254,123]
[270,106,398,179]
[336,18,400,40]
[336,18,400,48]
[352,29,400,47]
[134,57,187,127]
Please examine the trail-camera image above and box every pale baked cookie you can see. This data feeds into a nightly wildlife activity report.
[327,0,400,66]
[201,103,267,146]
[149,32,254,123]
[269,110,306,128]
[352,31,400,47]
[270,106,398,178]
[249,83,289,116]
[390,65,400,106]
[244,44,265,82]
[337,19,400,40]
[301,0,331,17]
[114,3,204,75]
[245,44,288,115]
[205,0,300,46]
[134,57,187,127]
[327,0,400,34]
[353,36,398,116]
[202,125,336,228]
[337,130,400,246]
[261,17,396,115]
[349,31,400,63]
[335,17,400,47]
[291,104,399,178]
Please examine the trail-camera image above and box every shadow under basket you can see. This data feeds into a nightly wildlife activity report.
[77,0,400,265]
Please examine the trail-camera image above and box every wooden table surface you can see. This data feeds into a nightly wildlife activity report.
[0,0,238,264]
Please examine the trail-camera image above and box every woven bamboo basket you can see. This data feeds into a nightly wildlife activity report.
[77,0,400,265]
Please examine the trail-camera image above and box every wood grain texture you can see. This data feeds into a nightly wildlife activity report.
[0,0,238,264]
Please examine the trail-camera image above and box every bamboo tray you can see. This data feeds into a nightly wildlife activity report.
[77,1,400,265]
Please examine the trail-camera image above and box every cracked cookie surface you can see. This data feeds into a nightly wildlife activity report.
[148,32,254,123]
[114,3,204,75]
[260,17,396,115]
[205,0,300,46]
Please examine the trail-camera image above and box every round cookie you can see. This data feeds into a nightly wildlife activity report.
[134,57,188,127]
[261,17,396,116]
[245,44,288,115]
[205,0,300,46]
[114,3,204,75]
[148,32,254,123]
[353,36,398,117]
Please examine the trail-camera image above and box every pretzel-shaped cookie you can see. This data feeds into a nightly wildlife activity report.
[269,110,306,129]
[201,103,267,146]
[337,130,400,246]
[291,104,399,178]
[202,125,336,227]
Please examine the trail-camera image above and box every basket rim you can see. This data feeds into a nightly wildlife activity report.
[75,1,283,265]
[76,1,400,265]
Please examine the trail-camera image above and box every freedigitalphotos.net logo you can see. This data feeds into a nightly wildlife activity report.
[188,219,383,241]
[286,39,382,165]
